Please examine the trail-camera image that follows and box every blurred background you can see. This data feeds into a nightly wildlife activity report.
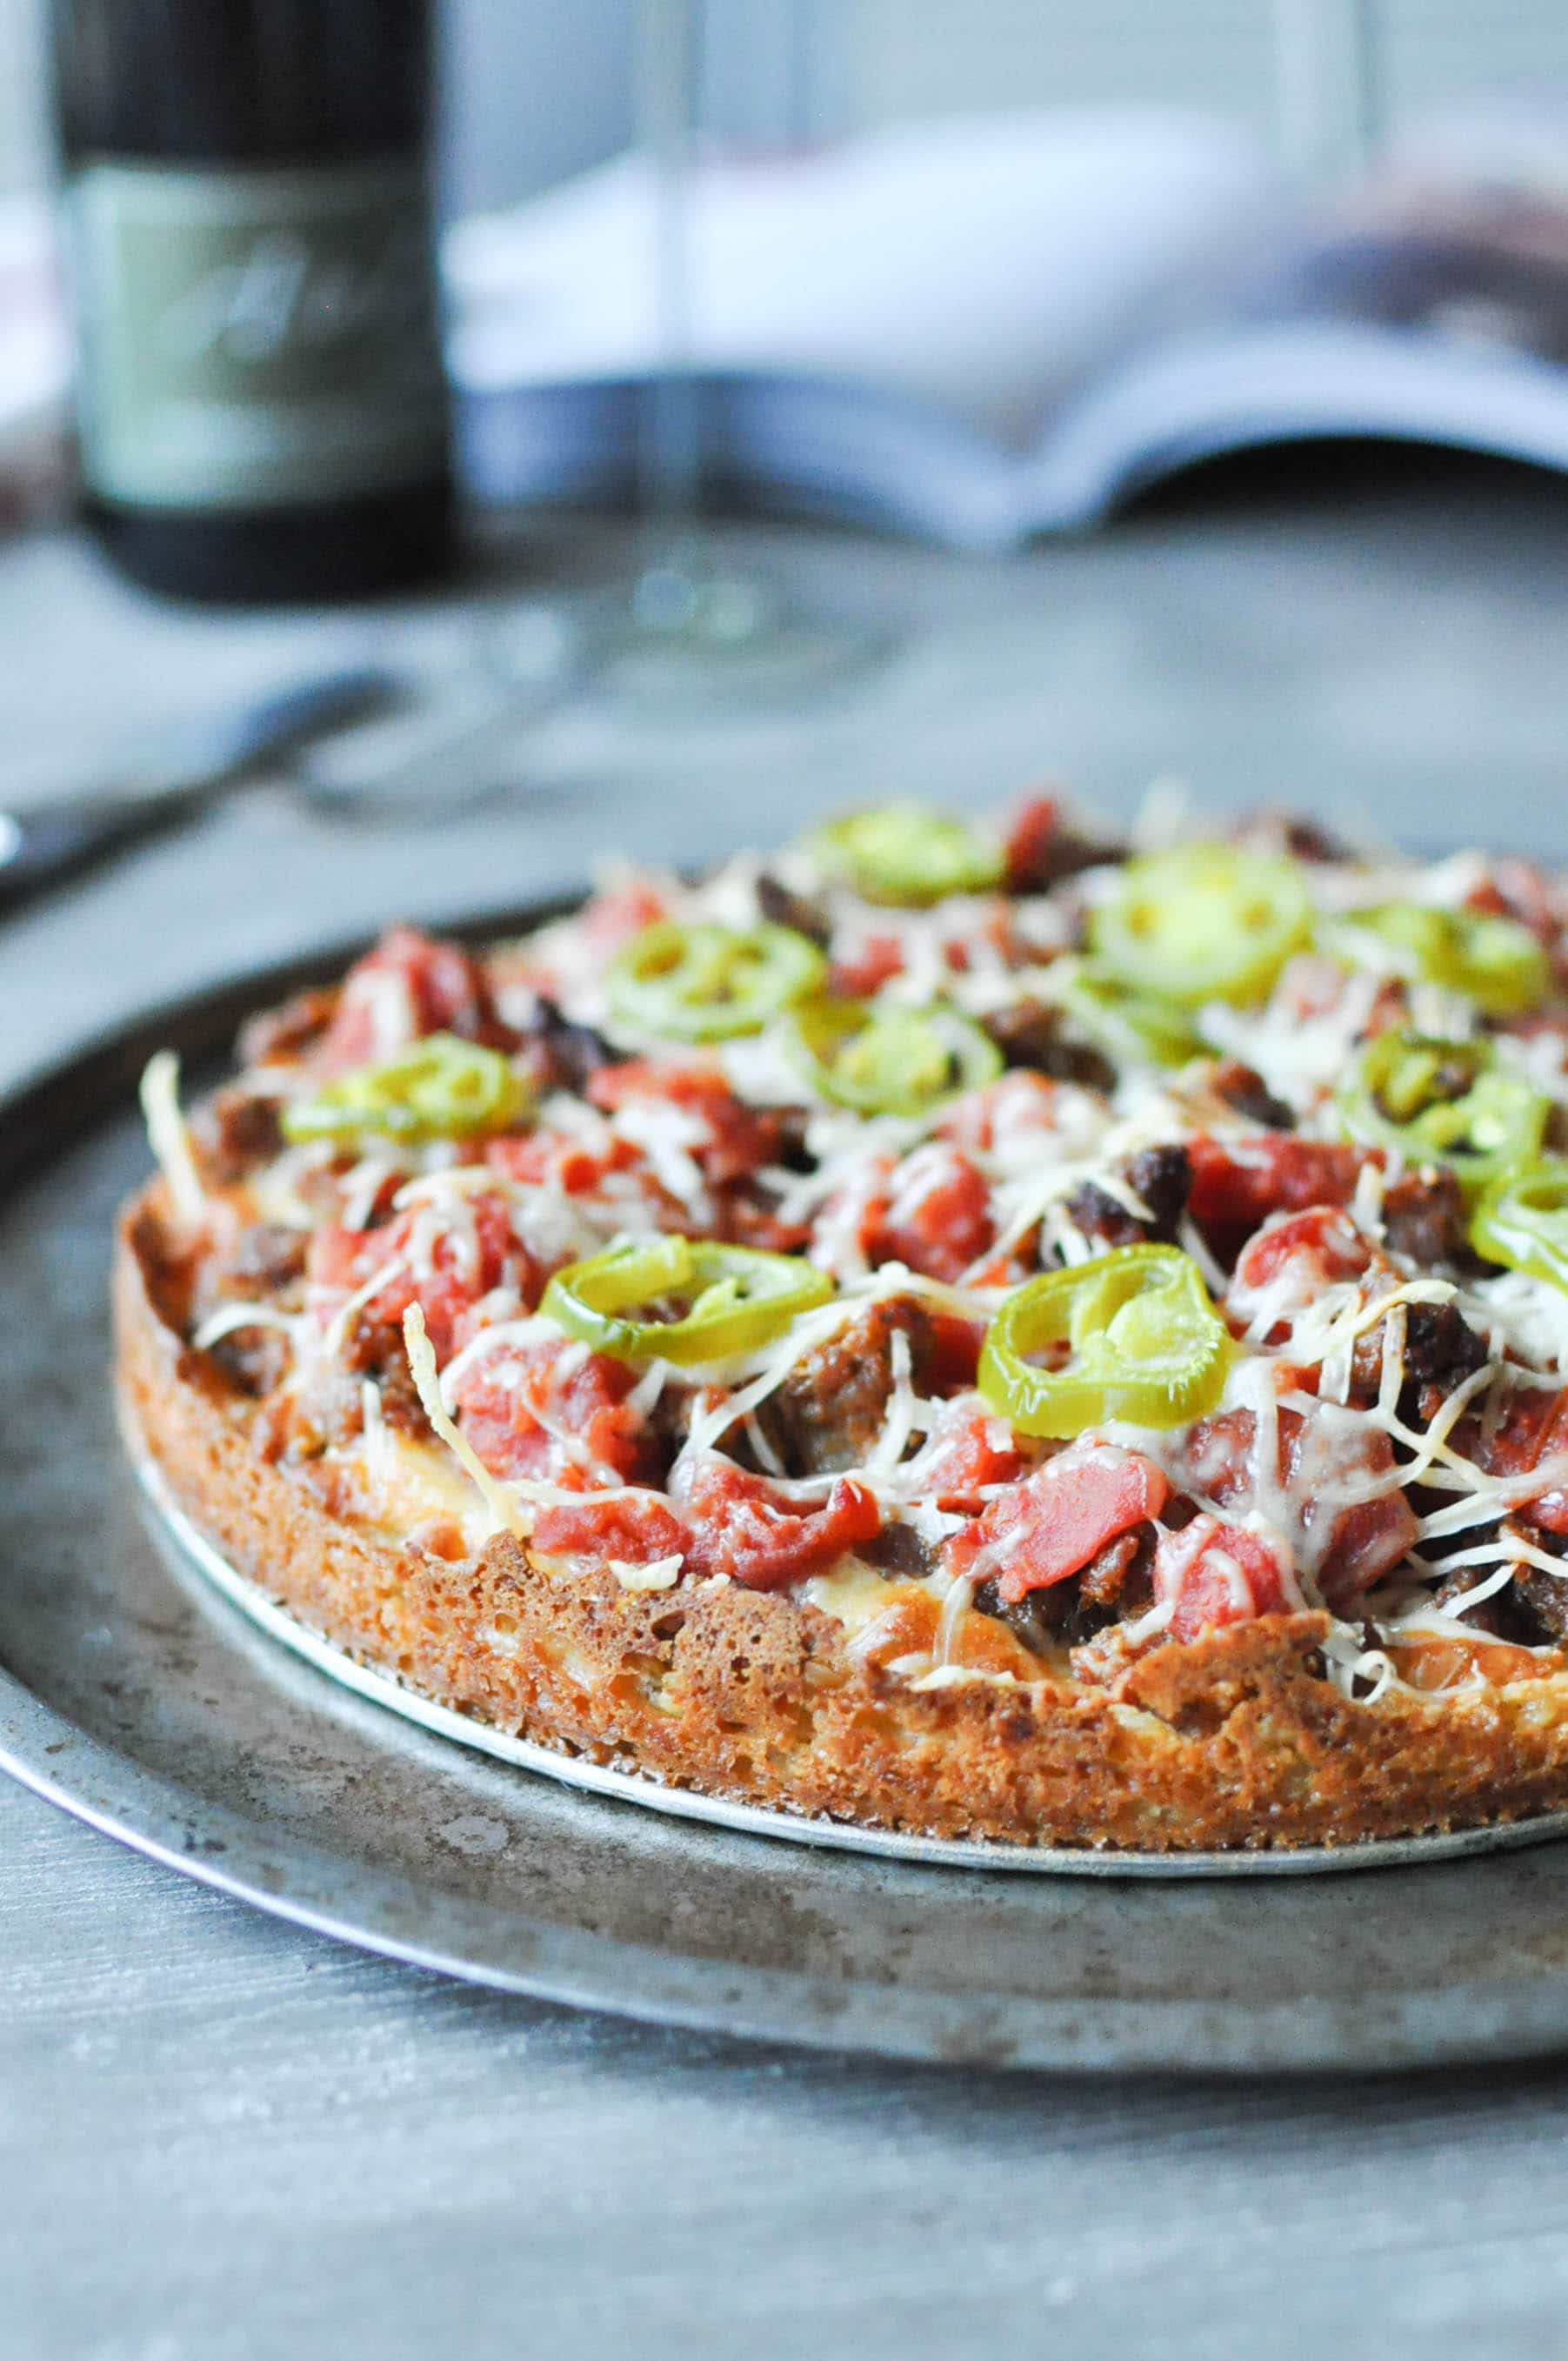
[7,0,1568,908]
[6,1,1568,211]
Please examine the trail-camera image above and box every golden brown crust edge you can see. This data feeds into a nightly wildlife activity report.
[114,1180,1568,1852]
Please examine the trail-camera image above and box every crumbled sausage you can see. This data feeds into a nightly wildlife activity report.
[1350,1299,1489,1426]
[1209,1059,1294,1132]
[219,1223,309,1298]
[1434,1528,1568,1647]
[1284,818,1354,864]
[981,1000,1116,1093]
[191,1087,284,1185]
[237,987,339,1069]
[523,994,617,1092]
[1065,1144,1191,1250]
[756,872,831,948]
[859,1522,939,1580]
[1382,1169,1472,1272]
[973,1527,1154,1655]
[190,1222,308,1398]
[751,1297,934,1476]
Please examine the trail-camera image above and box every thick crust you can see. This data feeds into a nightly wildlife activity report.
[115,1180,1568,1851]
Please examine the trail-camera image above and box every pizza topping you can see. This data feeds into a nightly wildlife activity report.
[783,996,1002,1117]
[1090,844,1312,1007]
[155,791,1568,1693]
[281,1033,530,1148]
[805,804,1004,906]
[671,1457,881,1591]
[1337,1030,1548,1199]
[943,1442,1168,1605]
[977,1247,1232,1438]
[1152,1514,1298,1642]
[138,1052,207,1230]
[607,920,826,1043]
[1332,900,1549,1018]
[540,1235,834,1367]
[1470,1160,1568,1295]
[318,926,508,1073]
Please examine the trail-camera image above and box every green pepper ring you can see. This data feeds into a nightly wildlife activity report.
[783,994,1003,1118]
[1090,843,1312,1008]
[608,920,827,1044]
[806,805,1005,906]
[977,1243,1234,1439]
[541,1234,835,1366]
[1332,901,1549,1019]
[1471,1159,1568,1294]
[1336,1029,1548,1201]
[280,1032,529,1147]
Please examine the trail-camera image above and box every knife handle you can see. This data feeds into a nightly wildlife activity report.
[0,793,200,916]
[0,667,398,919]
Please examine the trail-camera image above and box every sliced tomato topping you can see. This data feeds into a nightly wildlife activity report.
[486,1124,644,1197]
[903,1397,1032,1511]
[451,1334,657,1488]
[579,880,670,958]
[1182,1404,1415,1611]
[1188,1135,1371,1258]
[306,1189,532,1360]
[1458,1385,1568,1534]
[830,934,905,997]
[1465,859,1558,952]
[586,1059,785,1185]
[1001,793,1064,892]
[944,1444,1169,1605]
[865,1143,994,1284]
[1233,1205,1372,1296]
[1153,1515,1297,1642]
[530,1491,687,1565]
[924,1313,985,1392]
[937,1070,1063,1155]
[672,1460,881,1592]
[319,926,508,1073]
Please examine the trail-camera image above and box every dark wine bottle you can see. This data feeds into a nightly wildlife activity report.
[49,0,454,604]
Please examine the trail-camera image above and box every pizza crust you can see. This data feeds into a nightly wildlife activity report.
[116,1180,1568,1852]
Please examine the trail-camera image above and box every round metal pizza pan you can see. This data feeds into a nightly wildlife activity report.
[10,934,1568,2069]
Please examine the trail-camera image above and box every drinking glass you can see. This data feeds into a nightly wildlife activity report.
[489,0,890,718]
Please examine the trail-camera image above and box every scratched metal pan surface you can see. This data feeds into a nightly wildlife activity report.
[7,926,1568,2069]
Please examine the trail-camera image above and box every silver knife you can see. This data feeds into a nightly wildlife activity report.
[0,668,400,916]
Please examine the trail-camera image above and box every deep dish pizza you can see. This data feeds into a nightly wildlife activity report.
[116,794,1568,1850]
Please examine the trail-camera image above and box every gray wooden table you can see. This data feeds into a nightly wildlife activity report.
[7,481,1568,2360]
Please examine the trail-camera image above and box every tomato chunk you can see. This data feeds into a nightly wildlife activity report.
[831,935,905,997]
[580,880,670,958]
[673,1460,881,1592]
[944,1443,1169,1605]
[1460,1385,1568,1534]
[1188,1135,1370,1258]
[319,926,507,1073]
[452,1334,656,1488]
[587,1059,785,1185]
[865,1143,994,1285]
[1182,1404,1416,1612]
[902,1397,1032,1511]
[530,1491,687,1565]
[1153,1515,1297,1642]
[937,1071,1063,1155]
[1232,1205,1372,1298]
[306,1189,530,1361]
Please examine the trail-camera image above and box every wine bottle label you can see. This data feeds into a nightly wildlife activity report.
[67,158,450,510]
